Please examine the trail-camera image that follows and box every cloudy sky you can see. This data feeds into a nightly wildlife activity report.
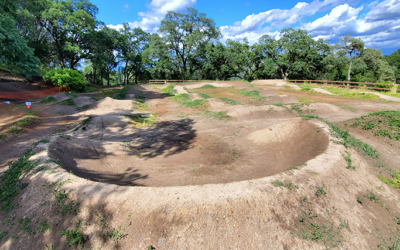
[91,0,400,55]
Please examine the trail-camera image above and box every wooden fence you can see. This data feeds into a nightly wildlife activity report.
[148,79,202,84]
[288,79,400,92]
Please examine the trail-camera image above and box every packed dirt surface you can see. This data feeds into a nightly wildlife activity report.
[1,80,400,249]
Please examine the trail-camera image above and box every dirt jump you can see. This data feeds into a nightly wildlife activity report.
[1,79,400,249]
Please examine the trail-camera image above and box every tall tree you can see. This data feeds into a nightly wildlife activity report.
[334,34,364,85]
[159,7,221,79]
[40,0,98,68]
[386,49,400,82]
[259,29,326,80]
[0,0,40,77]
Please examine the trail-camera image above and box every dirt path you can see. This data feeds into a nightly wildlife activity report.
[1,81,400,249]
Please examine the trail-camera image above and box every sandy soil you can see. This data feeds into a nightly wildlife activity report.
[1,81,400,249]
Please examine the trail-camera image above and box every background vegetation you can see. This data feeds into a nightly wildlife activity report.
[1,0,399,89]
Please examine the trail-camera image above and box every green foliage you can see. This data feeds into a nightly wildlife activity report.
[52,188,80,215]
[161,84,177,96]
[57,98,75,105]
[380,173,400,189]
[271,181,293,190]
[301,115,379,158]
[39,96,56,103]
[43,69,86,92]
[0,231,8,240]
[204,111,231,120]
[230,88,263,100]
[0,149,38,211]
[61,219,87,248]
[386,49,400,82]
[218,97,242,105]
[357,198,363,204]
[172,93,207,108]
[342,151,356,170]
[198,92,211,99]
[125,114,155,127]
[114,86,131,100]
[351,111,400,140]
[315,184,326,197]
[16,117,39,126]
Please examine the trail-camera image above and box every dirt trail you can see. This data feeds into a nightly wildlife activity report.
[1,81,400,249]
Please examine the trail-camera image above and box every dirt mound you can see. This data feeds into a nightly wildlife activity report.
[52,93,69,102]
[270,94,299,103]
[311,88,336,95]
[174,85,188,94]
[253,79,288,86]
[183,82,233,89]
[206,98,230,110]
[73,96,95,107]
[84,97,133,115]
[309,103,359,121]
[188,93,201,100]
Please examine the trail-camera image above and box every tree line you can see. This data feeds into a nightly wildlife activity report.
[1,0,399,87]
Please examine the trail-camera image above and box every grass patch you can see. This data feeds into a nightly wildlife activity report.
[132,100,148,112]
[315,184,327,197]
[380,172,400,189]
[299,97,315,104]
[114,85,131,100]
[198,92,211,99]
[125,114,156,127]
[196,84,218,89]
[76,105,89,112]
[218,97,242,105]
[271,181,293,190]
[0,149,38,211]
[57,98,74,105]
[61,219,87,248]
[8,125,24,135]
[324,87,379,100]
[229,88,263,100]
[204,111,231,120]
[350,110,400,140]
[172,93,207,108]
[40,96,56,103]
[342,151,356,170]
[161,84,177,96]
[16,117,39,126]
[98,89,120,96]
[301,115,379,158]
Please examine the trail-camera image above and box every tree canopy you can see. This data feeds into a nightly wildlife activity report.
[1,1,398,84]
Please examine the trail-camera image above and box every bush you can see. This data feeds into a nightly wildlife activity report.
[43,68,86,92]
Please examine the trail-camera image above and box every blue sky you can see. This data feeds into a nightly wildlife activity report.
[92,0,400,55]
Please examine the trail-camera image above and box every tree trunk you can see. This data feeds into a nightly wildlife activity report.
[93,68,96,85]
[107,72,110,87]
[347,59,352,87]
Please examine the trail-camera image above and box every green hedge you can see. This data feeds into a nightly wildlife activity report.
[43,68,86,92]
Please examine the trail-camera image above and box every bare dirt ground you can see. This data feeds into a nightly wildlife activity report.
[1,79,400,249]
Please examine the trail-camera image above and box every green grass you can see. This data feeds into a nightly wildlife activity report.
[299,97,315,104]
[218,97,242,105]
[161,84,177,96]
[342,151,356,170]
[61,219,86,248]
[16,117,39,126]
[315,184,326,197]
[380,172,400,189]
[98,89,120,96]
[37,221,51,233]
[132,100,148,111]
[0,149,38,211]
[204,111,231,120]
[172,93,207,108]
[301,115,379,158]
[57,98,74,105]
[40,96,56,103]
[196,84,218,89]
[125,114,156,127]
[8,125,24,135]
[198,92,211,99]
[229,88,263,100]
[365,190,380,202]
[83,85,101,93]
[114,85,131,100]
[271,181,293,190]
[350,110,400,140]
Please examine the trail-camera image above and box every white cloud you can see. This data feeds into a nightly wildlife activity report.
[302,0,400,49]
[123,3,129,12]
[108,0,196,33]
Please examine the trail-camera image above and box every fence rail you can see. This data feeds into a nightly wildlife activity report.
[288,79,400,92]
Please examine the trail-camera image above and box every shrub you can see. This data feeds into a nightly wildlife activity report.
[43,68,86,92]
